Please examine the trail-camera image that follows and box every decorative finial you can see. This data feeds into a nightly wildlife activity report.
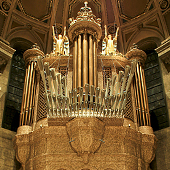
[68,0,101,29]
[84,1,88,7]
[130,43,138,50]
[32,43,40,49]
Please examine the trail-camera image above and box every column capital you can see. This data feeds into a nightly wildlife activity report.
[23,44,44,65]
[126,44,147,66]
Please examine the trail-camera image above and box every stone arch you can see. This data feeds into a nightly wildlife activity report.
[2,50,26,131]
[136,37,161,51]
[10,37,34,52]
[6,28,44,51]
[1,37,34,131]
[126,27,164,52]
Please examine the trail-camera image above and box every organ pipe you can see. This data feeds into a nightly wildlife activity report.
[73,38,78,89]
[83,34,88,87]
[89,35,93,86]
[134,61,151,126]
[20,61,37,126]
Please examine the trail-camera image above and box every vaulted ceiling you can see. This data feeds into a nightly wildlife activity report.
[0,0,170,54]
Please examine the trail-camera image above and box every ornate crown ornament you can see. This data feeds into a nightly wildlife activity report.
[68,1,102,41]
[69,2,101,27]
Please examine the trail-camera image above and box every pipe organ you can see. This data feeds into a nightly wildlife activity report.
[126,45,151,126]
[14,2,157,170]
[19,45,44,127]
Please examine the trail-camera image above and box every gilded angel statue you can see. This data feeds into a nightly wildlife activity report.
[52,26,64,55]
[52,26,69,56]
[102,25,119,55]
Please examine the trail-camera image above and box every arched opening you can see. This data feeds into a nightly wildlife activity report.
[144,50,169,131]
[2,38,33,131]
[137,39,169,131]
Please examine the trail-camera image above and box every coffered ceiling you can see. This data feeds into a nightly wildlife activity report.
[18,0,52,20]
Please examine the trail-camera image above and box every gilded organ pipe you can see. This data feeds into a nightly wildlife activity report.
[142,69,151,126]
[135,71,143,126]
[25,61,34,124]
[126,46,151,127]
[28,63,36,125]
[133,61,151,126]
[93,40,97,87]
[134,80,140,126]
[137,62,146,125]
[78,34,82,88]
[20,61,37,126]
[22,63,31,124]
[73,38,78,89]
[89,35,94,86]
[20,66,28,126]
[83,34,88,87]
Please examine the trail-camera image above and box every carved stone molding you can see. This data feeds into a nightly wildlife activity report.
[66,117,105,164]
[13,124,157,169]
[43,55,73,71]
[97,54,130,71]
[156,36,170,72]
[141,134,157,169]
[68,21,102,42]
[13,133,31,169]
[0,37,15,73]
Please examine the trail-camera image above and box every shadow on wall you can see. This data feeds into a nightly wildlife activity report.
[150,110,159,131]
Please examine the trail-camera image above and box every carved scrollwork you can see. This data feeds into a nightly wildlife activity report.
[1,0,11,12]
[66,118,105,164]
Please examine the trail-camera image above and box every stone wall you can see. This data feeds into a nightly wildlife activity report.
[13,118,157,170]
[0,128,20,170]
[152,127,170,170]
[156,37,170,125]
[0,38,20,170]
